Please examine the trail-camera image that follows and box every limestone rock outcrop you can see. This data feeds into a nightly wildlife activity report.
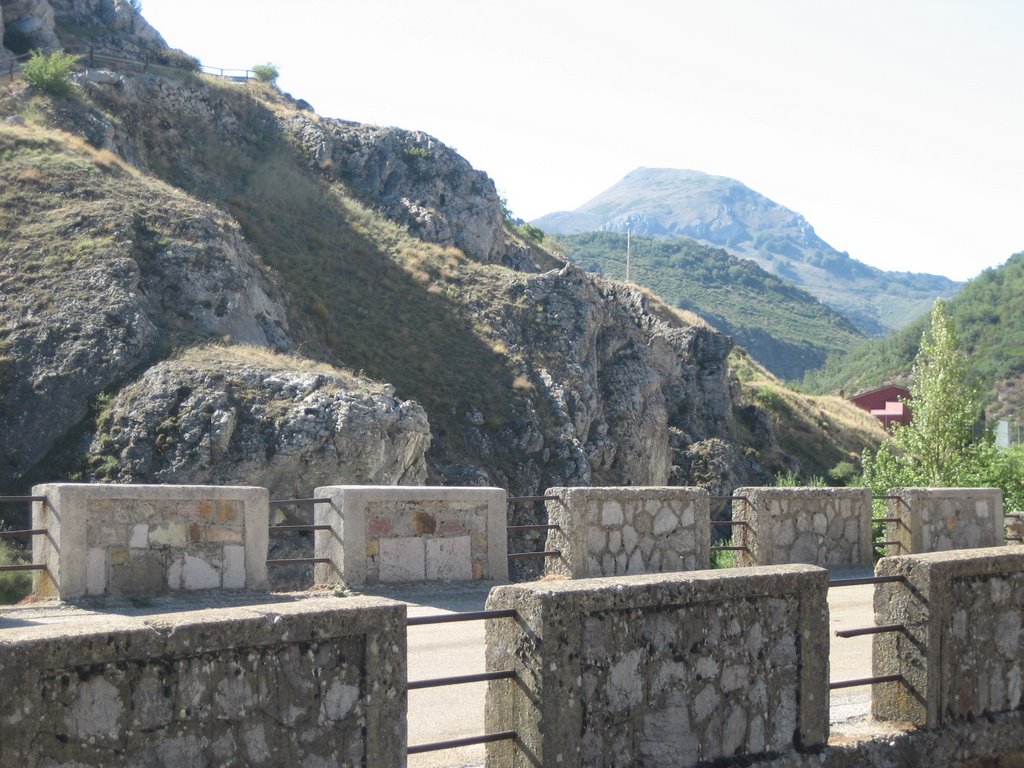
[284,115,534,269]
[1,0,164,55]
[88,349,431,502]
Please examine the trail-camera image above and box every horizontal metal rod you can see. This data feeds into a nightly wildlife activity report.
[709,495,748,501]
[710,546,749,552]
[876,541,902,548]
[829,575,906,588]
[1007,536,1023,543]
[876,517,902,523]
[268,497,331,506]
[0,528,46,539]
[711,520,749,526]
[265,557,331,567]
[829,674,903,690]
[407,730,517,755]
[0,563,46,572]
[408,670,516,691]
[0,496,46,504]
[506,524,560,532]
[873,496,905,502]
[507,550,560,560]
[506,495,561,503]
[835,624,905,639]
[408,609,517,626]
[268,524,333,532]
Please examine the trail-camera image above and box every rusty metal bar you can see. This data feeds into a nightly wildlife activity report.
[0,563,45,573]
[0,528,46,540]
[835,624,904,639]
[709,495,748,501]
[0,496,46,504]
[408,609,517,627]
[407,730,516,755]
[507,550,560,560]
[506,524,559,532]
[268,497,331,506]
[829,674,903,690]
[506,495,561,504]
[829,575,905,588]
[268,524,332,533]
[873,495,905,501]
[408,670,515,691]
[711,520,749,527]
[1007,536,1023,543]
[876,517,902,523]
[265,557,331,567]
[876,540,902,549]
[710,545,749,553]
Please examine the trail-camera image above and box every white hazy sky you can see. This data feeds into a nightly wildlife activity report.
[140,0,1023,282]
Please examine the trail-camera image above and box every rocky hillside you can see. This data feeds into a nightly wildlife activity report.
[0,4,887,509]
[534,168,961,337]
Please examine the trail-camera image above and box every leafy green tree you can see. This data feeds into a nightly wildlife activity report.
[21,50,80,96]
[251,63,279,85]
[862,300,980,490]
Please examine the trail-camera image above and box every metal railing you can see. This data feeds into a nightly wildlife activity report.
[406,609,519,755]
[266,498,331,568]
[506,494,561,563]
[0,495,47,574]
[828,573,907,690]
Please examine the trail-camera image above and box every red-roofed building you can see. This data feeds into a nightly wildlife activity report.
[849,385,912,429]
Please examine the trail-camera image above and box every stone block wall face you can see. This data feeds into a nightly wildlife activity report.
[873,546,1024,728]
[314,486,508,587]
[0,598,406,767]
[485,565,829,767]
[543,487,711,578]
[31,484,269,599]
[887,487,1004,554]
[733,487,873,567]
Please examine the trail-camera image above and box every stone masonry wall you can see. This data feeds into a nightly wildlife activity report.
[314,486,507,586]
[873,546,1024,728]
[886,487,1004,554]
[31,484,269,599]
[543,487,710,578]
[733,487,873,567]
[0,597,406,767]
[484,565,829,767]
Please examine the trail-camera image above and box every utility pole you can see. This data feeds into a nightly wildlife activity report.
[626,228,632,283]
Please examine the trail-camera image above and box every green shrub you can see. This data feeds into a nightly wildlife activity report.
[0,536,31,605]
[251,63,279,85]
[22,50,80,95]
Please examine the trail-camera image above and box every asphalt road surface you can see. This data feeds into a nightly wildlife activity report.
[364,568,879,768]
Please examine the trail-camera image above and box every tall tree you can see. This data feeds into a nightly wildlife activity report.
[862,300,979,488]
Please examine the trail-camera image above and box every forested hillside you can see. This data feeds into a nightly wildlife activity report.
[804,252,1024,420]
[555,232,864,380]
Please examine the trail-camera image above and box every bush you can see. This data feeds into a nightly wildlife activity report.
[0,536,31,605]
[251,63,279,85]
[22,50,80,95]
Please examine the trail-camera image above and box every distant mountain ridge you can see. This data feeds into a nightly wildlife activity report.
[534,168,962,336]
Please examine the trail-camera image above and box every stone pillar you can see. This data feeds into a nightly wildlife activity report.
[0,597,406,766]
[543,486,710,578]
[873,546,1024,727]
[485,565,829,767]
[885,487,1004,554]
[314,486,507,587]
[31,484,269,600]
[733,487,873,567]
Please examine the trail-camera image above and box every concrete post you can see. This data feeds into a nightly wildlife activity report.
[314,486,508,587]
[485,565,829,767]
[873,546,1024,727]
[543,486,711,577]
[885,487,1004,554]
[31,484,269,600]
[733,487,873,567]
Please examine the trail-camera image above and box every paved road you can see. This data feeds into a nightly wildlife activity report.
[366,570,879,768]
